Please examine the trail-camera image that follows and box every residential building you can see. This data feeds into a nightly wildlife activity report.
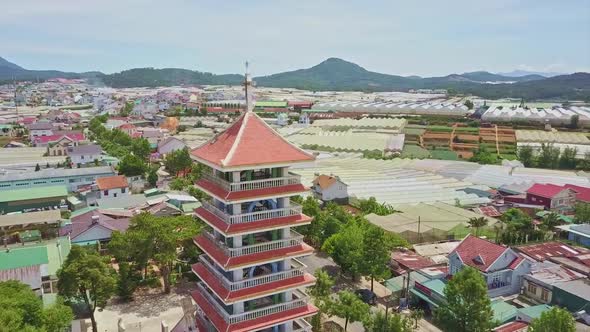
[312,174,349,203]
[67,144,102,165]
[0,237,71,297]
[118,123,137,136]
[28,121,54,138]
[516,305,552,323]
[563,184,590,203]
[557,224,590,247]
[157,137,186,156]
[0,166,116,191]
[525,183,577,213]
[47,135,80,156]
[34,132,85,148]
[59,209,131,245]
[188,108,318,331]
[390,250,437,275]
[551,279,590,312]
[448,235,532,297]
[96,175,129,199]
[522,262,583,304]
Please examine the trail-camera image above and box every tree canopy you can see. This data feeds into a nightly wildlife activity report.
[57,246,116,332]
[528,307,575,332]
[435,267,494,332]
[0,280,73,332]
[326,290,371,331]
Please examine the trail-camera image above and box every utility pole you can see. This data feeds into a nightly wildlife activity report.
[417,216,421,243]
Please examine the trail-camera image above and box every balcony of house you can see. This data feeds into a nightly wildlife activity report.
[485,271,516,298]
[192,282,318,332]
[193,255,315,303]
[194,229,313,269]
[195,169,307,202]
[195,200,312,235]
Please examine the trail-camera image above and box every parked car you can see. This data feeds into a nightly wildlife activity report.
[355,288,377,305]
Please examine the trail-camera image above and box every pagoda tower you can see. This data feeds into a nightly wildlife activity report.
[188,66,318,332]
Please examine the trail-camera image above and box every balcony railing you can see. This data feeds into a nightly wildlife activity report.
[199,255,307,291]
[293,318,313,332]
[202,230,306,257]
[201,201,303,224]
[196,282,309,324]
[201,172,301,192]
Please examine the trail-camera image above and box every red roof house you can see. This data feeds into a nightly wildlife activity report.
[525,183,577,212]
[564,184,590,203]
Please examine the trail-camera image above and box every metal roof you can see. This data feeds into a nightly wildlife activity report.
[0,185,67,202]
[0,166,115,182]
[0,246,48,270]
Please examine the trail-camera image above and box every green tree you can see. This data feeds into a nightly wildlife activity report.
[147,168,158,187]
[537,143,560,169]
[470,144,498,165]
[310,270,334,309]
[0,280,73,332]
[117,261,139,301]
[464,100,474,110]
[35,163,40,171]
[541,212,560,230]
[359,197,397,216]
[57,246,117,332]
[528,307,575,332]
[327,291,371,331]
[118,154,147,177]
[109,213,201,293]
[322,221,365,280]
[361,225,391,292]
[409,308,424,329]
[131,137,151,160]
[570,114,580,129]
[467,217,488,237]
[367,310,412,332]
[517,145,535,167]
[575,202,590,223]
[578,152,590,171]
[559,147,577,169]
[120,101,133,117]
[435,267,494,332]
[164,147,193,175]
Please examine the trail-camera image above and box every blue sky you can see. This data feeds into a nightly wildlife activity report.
[1,0,589,76]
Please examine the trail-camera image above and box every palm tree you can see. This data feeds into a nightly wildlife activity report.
[542,212,561,230]
[493,221,504,244]
[468,217,489,237]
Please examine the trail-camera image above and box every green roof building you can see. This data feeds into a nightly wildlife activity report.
[0,185,68,213]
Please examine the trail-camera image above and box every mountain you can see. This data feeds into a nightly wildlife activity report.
[498,70,566,78]
[101,68,242,88]
[458,71,545,83]
[2,56,589,100]
[0,56,82,81]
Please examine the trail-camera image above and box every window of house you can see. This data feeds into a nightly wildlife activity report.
[121,188,126,193]
[81,155,84,160]
[541,288,549,301]
[531,197,536,201]
[104,190,109,196]
[527,283,537,294]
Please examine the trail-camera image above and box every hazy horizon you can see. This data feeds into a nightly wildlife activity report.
[2,0,589,77]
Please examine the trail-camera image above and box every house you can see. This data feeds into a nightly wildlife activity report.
[522,262,583,304]
[448,235,533,297]
[157,137,186,156]
[28,121,54,138]
[59,209,131,245]
[312,174,349,203]
[563,184,590,203]
[33,132,85,148]
[0,166,116,192]
[525,183,577,213]
[67,144,102,166]
[118,123,137,136]
[96,175,129,199]
[551,278,590,312]
[0,186,68,213]
[515,305,552,323]
[390,250,437,275]
[557,224,590,247]
[46,135,80,156]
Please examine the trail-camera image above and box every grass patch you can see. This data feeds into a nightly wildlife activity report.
[431,150,459,160]
[401,145,430,158]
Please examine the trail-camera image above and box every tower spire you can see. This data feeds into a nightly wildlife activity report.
[243,61,253,113]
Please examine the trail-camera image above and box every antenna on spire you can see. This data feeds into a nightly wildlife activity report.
[243,61,253,113]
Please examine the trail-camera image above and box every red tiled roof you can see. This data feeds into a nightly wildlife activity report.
[191,112,314,168]
[507,257,524,270]
[96,175,128,190]
[564,184,590,202]
[452,235,508,272]
[34,133,85,144]
[118,123,136,129]
[391,251,436,271]
[493,321,528,332]
[526,183,571,199]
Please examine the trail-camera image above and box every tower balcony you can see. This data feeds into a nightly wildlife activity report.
[196,172,307,202]
[196,201,312,236]
[194,230,313,269]
[192,282,318,332]
[193,255,315,303]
